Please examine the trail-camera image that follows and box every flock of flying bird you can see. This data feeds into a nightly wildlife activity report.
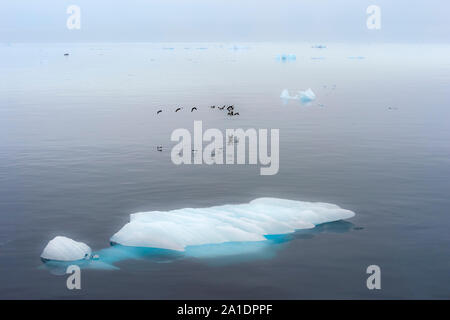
[157,105,239,116]
[155,104,240,152]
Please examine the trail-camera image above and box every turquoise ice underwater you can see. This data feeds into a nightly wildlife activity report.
[40,198,355,270]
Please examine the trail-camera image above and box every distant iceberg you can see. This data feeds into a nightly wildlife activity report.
[299,88,316,103]
[41,236,91,262]
[110,198,355,251]
[276,53,296,62]
[280,89,298,100]
[281,88,316,103]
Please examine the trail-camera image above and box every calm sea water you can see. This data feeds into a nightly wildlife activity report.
[0,42,449,299]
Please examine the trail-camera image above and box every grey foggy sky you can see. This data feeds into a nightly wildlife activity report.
[0,0,449,43]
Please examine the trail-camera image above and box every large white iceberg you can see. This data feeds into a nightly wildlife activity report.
[110,198,355,251]
[41,236,92,261]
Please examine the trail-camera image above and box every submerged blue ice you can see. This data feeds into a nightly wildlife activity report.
[41,198,355,268]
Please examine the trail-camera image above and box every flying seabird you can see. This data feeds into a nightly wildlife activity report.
[191,107,197,112]
[175,107,182,112]
[157,110,162,114]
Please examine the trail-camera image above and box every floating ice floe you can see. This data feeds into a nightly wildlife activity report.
[299,88,316,103]
[280,89,298,100]
[281,88,316,103]
[276,54,296,62]
[110,198,355,251]
[41,236,91,262]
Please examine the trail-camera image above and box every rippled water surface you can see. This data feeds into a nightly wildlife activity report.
[0,43,449,299]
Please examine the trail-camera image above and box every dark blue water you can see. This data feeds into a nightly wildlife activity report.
[0,43,449,299]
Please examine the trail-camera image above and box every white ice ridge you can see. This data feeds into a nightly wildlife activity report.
[41,236,91,261]
[110,198,355,251]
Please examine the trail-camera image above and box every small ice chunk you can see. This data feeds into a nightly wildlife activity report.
[280,89,291,99]
[299,88,316,103]
[41,236,92,262]
[280,89,298,100]
[276,54,296,62]
[280,89,289,99]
